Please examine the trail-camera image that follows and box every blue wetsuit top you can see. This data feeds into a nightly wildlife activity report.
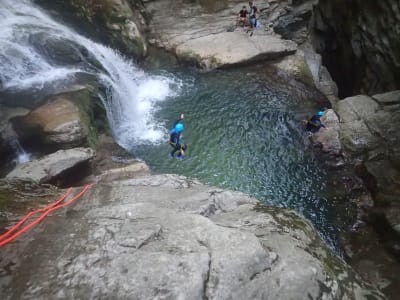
[310,115,325,128]
[169,119,183,146]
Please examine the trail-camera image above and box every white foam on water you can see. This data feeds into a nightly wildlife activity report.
[16,152,32,164]
[0,0,182,146]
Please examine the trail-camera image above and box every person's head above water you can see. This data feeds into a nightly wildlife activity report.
[175,123,184,133]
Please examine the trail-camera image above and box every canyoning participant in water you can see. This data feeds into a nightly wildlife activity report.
[169,113,187,160]
[304,111,326,133]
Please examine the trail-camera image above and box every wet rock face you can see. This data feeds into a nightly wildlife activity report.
[10,87,104,151]
[272,0,315,44]
[0,175,385,299]
[12,97,87,149]
[312,0,400,97]
[35,0,147,58]
[333,91,400,283]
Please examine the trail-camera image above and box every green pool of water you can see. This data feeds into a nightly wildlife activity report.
[129,69,350,252]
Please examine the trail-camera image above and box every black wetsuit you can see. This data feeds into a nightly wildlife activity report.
[305,115,325,133]
[239,9,248,18]
[169,119,184,157]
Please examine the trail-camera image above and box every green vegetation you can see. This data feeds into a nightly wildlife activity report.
[70,84,109,148]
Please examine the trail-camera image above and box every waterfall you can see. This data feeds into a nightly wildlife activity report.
[1,124,32,164]
[0,0,180,148]
[10,139,32,164]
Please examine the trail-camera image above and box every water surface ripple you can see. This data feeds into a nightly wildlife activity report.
[131,70,349,253]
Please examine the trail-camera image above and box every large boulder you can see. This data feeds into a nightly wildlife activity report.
[336,92,400,160]
[0,105,30,171]
[11,87,103,150]
[6,147,95,184]
[12,98,87,148]
[0,174,385,299]
[311,109,344,166]
[147,0,298,70]
[176,32,297,69]
[336,95,382,156]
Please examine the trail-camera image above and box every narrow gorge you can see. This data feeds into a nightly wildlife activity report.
[0,0,399,299]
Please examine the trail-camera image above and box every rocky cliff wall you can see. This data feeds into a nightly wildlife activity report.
[35,0,148,58]
[312,0,400,97]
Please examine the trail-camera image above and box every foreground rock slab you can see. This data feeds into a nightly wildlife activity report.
[6,147,95,184]
[0,175,385,299]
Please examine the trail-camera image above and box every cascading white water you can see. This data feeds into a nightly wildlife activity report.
[0,0,180,147]
[10,139,32,164]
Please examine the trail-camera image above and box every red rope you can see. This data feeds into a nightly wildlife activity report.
[0,187,73,241]
[0,184,94,247]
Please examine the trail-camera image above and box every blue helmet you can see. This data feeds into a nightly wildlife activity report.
[175,123,184,132]
[317,111,324,116]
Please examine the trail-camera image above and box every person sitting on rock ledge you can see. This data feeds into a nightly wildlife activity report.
[237,6,248,28]
[303,111,326,133]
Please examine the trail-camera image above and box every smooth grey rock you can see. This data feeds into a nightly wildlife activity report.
[0,175,385,299]
[339,120,380,154]
[6,147,95,183]
[336,95,379,123]
[335,95,386,155]
[312,109,342,155]
[372,91,400,105]
[273,49,314,86]
[176,31,297,69]
[12,96,88,148]
[301,43,339,104]
[96,161,150,182]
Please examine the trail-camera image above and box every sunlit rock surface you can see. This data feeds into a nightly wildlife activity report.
[6,147,95,184]
[147,0,298,69]
[0,175,385,299]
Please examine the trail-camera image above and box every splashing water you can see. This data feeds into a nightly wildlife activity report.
[8,139,32,164]
[0,0,180,145]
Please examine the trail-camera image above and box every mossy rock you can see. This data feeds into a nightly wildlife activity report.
[253,203,386,299]
[11,83,108,153]
[35,0,148,59]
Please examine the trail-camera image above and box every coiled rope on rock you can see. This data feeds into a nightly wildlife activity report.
[0,183,94,247]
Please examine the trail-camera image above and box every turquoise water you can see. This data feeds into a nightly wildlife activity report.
[129,68,351,252]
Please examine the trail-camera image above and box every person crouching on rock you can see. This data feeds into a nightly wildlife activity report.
[169,113,187,159]
[237,6,248,28]
[303,111,326,133]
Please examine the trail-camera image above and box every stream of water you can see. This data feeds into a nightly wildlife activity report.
[128,68,351,251]
[0,0,351,252]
